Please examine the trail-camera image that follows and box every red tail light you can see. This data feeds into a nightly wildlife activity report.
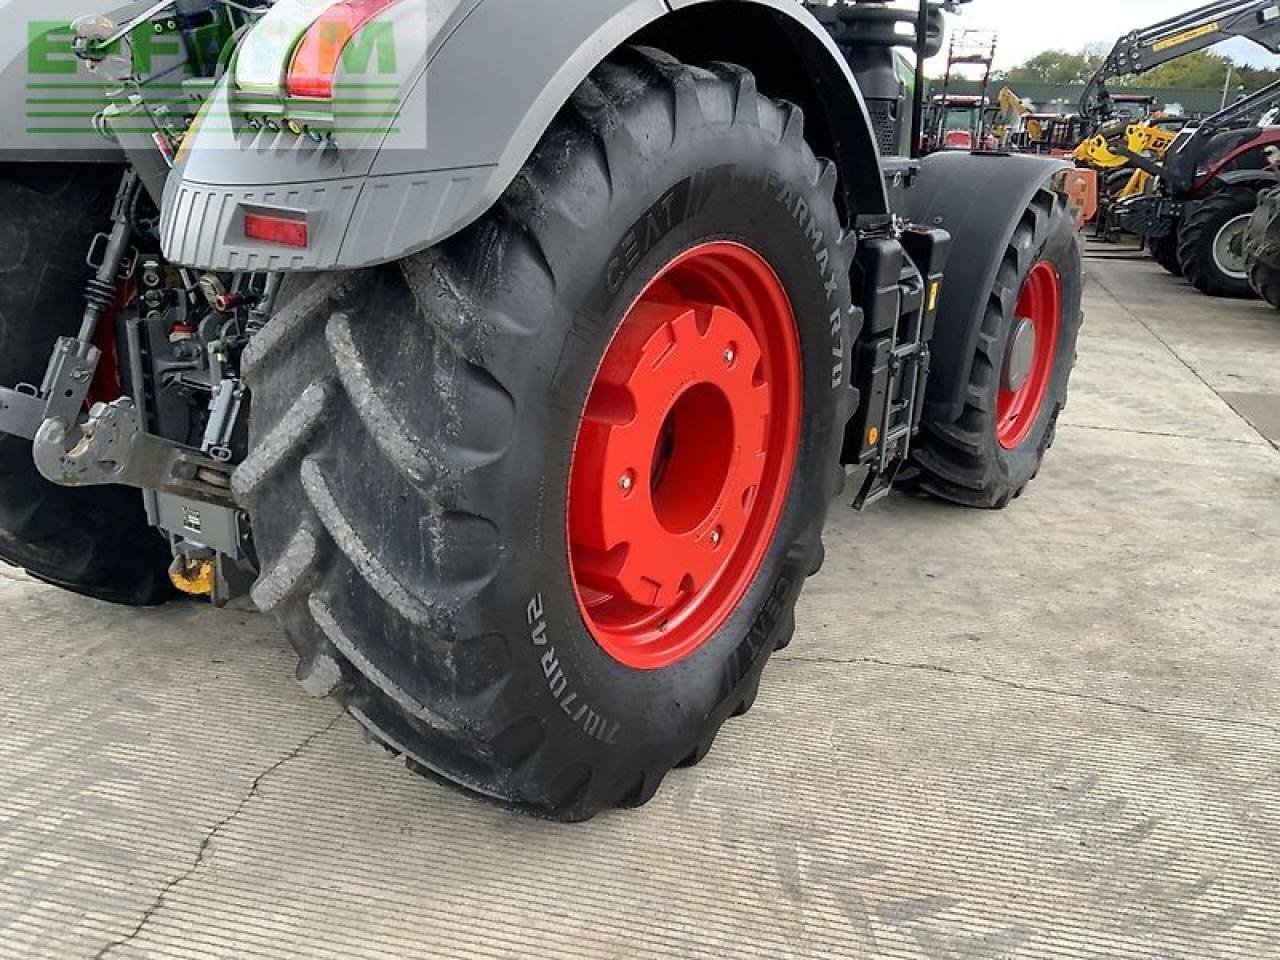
[244,212,309,247]
[286,0,396,99]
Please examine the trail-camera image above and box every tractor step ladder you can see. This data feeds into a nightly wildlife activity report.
[849,226,950,508]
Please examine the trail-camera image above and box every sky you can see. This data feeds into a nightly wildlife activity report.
[920,0,1280,72]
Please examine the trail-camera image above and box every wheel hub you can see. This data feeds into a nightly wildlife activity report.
[570,302,767,609]
[996,260,1062,450]
[567,242,801,669]
[1002,317,1037,393]
[1213,214,1250,280]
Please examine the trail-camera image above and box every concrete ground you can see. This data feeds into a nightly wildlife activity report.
[2,246,1278,960]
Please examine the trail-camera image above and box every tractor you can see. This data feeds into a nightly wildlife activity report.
[1078,0,1280,292]
[1113,81,1280,297]
[0,0,1085,819]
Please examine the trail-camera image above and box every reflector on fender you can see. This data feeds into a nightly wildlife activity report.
[287,0,397,99]
[244,212,309,247]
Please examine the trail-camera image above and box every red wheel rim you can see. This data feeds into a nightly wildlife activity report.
[996,260,1061,450]
[567,241,802,670]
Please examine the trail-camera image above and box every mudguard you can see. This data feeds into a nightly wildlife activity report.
[1215,168,1280,189]
[159,0,887,272]
[906,150,1072,424]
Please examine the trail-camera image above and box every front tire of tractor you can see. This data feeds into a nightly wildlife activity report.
[1177,188,1257,299]
[0,164,174,605]
[236,48,856,819]
[1244,185,1280,310]
[911,186,1084,508]
[1149,228,1183,277]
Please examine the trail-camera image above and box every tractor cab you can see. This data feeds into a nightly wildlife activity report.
[925,94,997,152]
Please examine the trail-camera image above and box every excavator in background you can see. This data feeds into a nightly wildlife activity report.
[994,87,1043,148]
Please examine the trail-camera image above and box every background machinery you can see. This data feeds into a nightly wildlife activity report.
[923,27,999,152]
[1075,0,1280,288]
[1114,80,1280,295]
[1080,0,1280,127]
[0,0,1085,819]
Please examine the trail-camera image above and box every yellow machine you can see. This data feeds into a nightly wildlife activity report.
[1074,119,1178,171]
[995,86,1044,147]
[1075,118,1183,237]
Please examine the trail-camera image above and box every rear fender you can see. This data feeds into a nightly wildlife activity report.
[906,151,1071,424]
[1214,169,1280,190]
[160,0,887,271]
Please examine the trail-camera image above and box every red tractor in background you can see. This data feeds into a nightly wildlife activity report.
[1115,82,1280,296]
[1081,0,1280,295]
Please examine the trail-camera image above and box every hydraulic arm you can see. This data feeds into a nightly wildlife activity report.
[1080,0,1280,122]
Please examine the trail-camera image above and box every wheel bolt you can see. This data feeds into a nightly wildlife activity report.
[723,347,735,366]
[618,473,633,492]
[709,528,722,546]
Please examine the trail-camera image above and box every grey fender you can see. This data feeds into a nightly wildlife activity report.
[0,0,137,161]
[906,151,1071,424]
[160,0,887,272]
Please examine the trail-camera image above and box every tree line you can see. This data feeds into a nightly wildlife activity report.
[1001,49,1279,92]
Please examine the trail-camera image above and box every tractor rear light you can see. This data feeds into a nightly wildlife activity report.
[286,0,396,99]
[244,212,310,248]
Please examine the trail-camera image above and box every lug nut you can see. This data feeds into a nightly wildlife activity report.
[709,528,722,546]
[723,347,736,365]
[618,473,633,492]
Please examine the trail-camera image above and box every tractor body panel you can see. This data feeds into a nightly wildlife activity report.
[0,0,136,161]
[159,0,887,272]
[1190,127,1280,196]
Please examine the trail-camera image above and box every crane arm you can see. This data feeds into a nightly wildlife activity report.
[1080,0,1280,121]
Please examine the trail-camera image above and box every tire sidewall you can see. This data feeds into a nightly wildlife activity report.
[992,201,1083,487]
[1181,191,1257,297]
[485,124,850,764]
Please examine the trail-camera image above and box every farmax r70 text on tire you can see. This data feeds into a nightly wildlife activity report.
[235,48,857,819]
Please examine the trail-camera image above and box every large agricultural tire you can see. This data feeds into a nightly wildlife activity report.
[911,186,1084,508]
[0,164,174,605]
[1244,185,1280,310]
[1177,187,1257,299]
[235,48,856,820]
[1149,228,1183,277]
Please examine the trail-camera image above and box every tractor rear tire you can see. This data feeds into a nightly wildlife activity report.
[1149,229,1183,277]
[0,164,174,605]
[1245,185,1280,310]
[1177,188,1257,299]
[911,186,1084,508]
[235,49,855,819]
